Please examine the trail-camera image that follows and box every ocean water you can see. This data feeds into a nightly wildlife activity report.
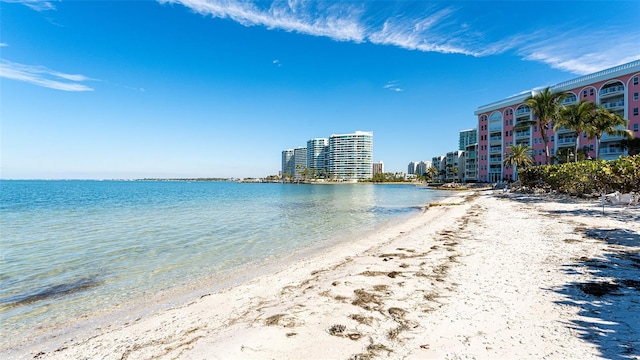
[0,180,449,339]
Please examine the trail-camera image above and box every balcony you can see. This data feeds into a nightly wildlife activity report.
[562,96,577,105]
[515,139,530,146]
[599,85,624,98]
[515,130,530,138]
[488,167,502,174]
[515,107,531,116]
[557,136,576,145]
[489,158,502,164]
[601,100,624,110]
[600,146,624,155]
[489,146,502,153]
[490,135,502,142]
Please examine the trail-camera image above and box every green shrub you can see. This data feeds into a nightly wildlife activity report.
[519,154,639,194]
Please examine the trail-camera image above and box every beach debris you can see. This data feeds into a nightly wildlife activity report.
[601,191,638,206]
[387,324,408,339]
[352,289,383,309]
[346,333,363,340]
[264,314,286,326]
[387,271,401,278]
[327,324,346,335]
[372,284,389,292]
[349,313,374,326]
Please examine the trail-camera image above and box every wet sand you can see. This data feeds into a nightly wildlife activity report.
[5,190,639,359]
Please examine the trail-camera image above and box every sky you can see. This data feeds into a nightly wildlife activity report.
[1,0,639,179]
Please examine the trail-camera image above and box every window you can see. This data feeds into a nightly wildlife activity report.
[582,90,587,97]
[634,92,639,101]
[634,76,639,85]
[634,124,639,132]
[590,88,594,96]
[634,108,639,116]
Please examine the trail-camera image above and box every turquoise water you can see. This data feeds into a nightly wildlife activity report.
[0,180,448,338]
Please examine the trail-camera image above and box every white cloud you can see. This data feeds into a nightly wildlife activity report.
[0,59,94,91]
[3,0,56,11]
[516,28,640,75]
[384,80,403,92]
[0,43,8,47]
[158,0,639,74]
[272,59,281,67]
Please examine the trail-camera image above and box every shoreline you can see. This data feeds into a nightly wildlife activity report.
[4,190,639,359]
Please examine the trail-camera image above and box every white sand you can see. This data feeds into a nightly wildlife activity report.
[4,190,639,359]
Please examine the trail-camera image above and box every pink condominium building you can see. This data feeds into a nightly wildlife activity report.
[474,60,640,183]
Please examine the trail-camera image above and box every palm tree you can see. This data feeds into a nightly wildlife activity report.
[427,166,439,183]
[585,106,634,160]
[503,144,533,180]
[525,87,566,164]
[554,100,596,162]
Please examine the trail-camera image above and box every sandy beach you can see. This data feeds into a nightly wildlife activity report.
[5,190,639,359]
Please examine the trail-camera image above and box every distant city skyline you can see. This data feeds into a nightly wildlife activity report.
[282,131,373,181]
[2,1,639,179]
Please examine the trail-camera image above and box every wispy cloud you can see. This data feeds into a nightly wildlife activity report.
[515,27,640,75]
[3,0,56,11]
[272,59,281,67]
[0,43,8,47]
[159,0,639,74]
[0,59,94,91]
[384,80,403,92]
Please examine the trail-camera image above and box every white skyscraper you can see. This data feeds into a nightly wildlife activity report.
[306,138,329,177]
[328,131,373,180]
[281,149,295,178]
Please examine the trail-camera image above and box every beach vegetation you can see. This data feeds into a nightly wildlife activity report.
[369,172,411,183]
[525,87,566,164]
[518,154,640,194]
[554,100,597,162]
[503,144,533,179]
[585,106,634,160]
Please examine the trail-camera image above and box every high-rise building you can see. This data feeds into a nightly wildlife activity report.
[475,60,640,182]
[459,128,477,151]
[281,149,295,178]
[372,161,384,176]
[293,147,307,180]
[415,161,432,177]
[328,131,373,180]
[460,128,478,183]
[407,161,418,175]
[431,156,446,182]
[307,138,329,177]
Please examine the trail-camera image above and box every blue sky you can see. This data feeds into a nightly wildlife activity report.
[1,0,639,179]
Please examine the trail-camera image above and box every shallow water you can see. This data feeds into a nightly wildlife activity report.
[0,180,448,337]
